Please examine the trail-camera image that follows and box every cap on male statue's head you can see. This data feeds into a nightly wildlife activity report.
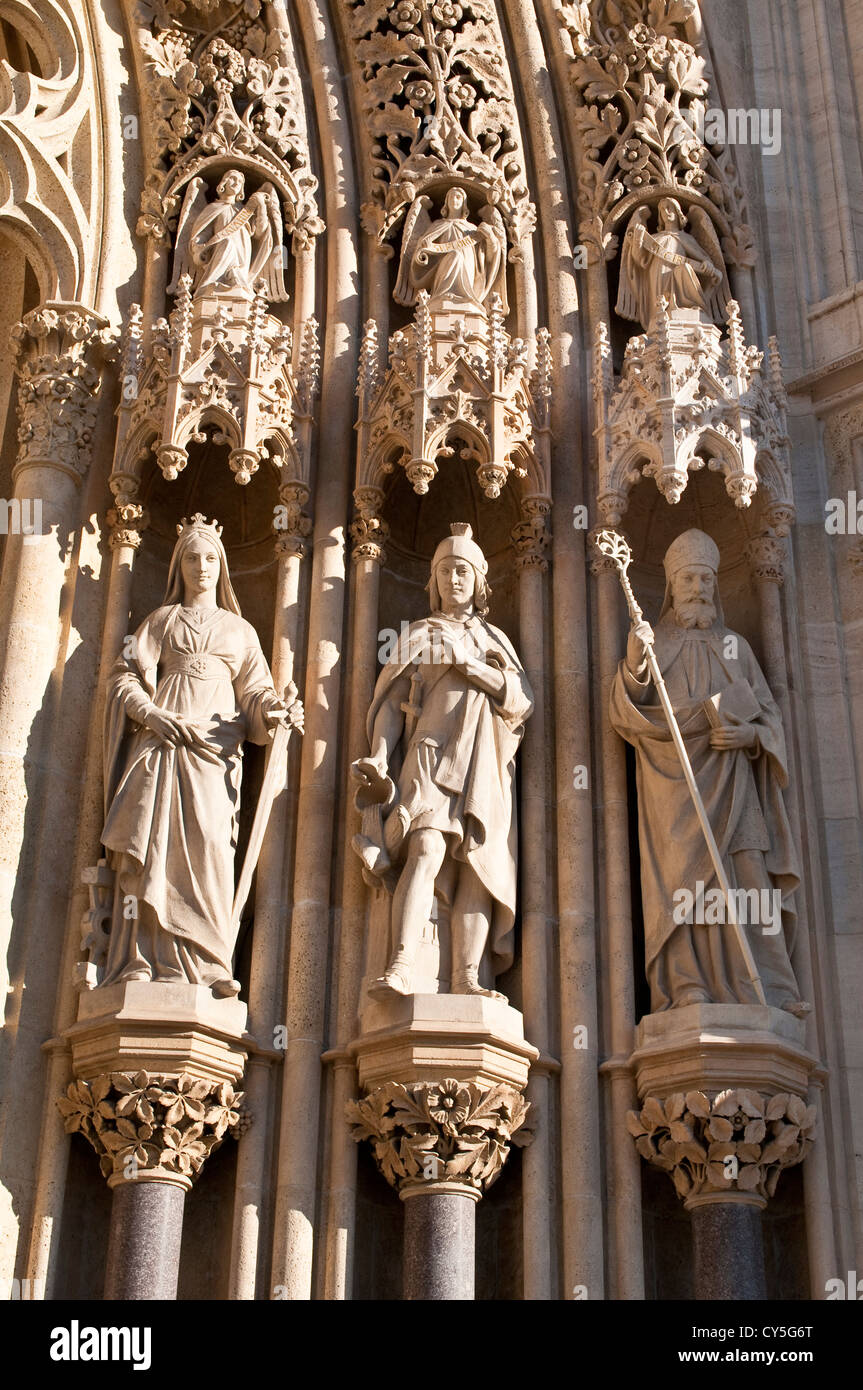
[428,523,491,616]
[659,528,723,626]
[663,528,720,580]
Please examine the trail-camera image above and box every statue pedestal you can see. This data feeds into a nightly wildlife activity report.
[348,995,537,1300]
[67,980,248,1084]
[630,1003,816,1101]
[627,1004,819,1301]
[61,983,249,1300]
[352,993,537,1092]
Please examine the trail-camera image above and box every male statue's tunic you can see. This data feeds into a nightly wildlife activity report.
[365,612,532,976]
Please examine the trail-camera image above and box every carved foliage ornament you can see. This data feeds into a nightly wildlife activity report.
[558,0,753,268]
[138,0,323,250]
[345,0,534,254]
[11,304,116,481]
[347,1078,531,1194]
[627,1088,815,1203]
[57,1070,245,1183]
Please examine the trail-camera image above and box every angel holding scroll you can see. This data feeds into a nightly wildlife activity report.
[167,169,288,301]
[616,197,729,331]
[394,186,509,313]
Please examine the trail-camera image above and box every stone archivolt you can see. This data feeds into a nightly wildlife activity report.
[558,0,753,270]
[593,301,794,528]
[345,0,534,257]
[0,0,99,301]
[347,1078,531,1195]
[627,1088,816,1205]
[57,1070,244,1187]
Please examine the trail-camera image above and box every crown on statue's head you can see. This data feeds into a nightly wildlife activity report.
[176,513,223,540]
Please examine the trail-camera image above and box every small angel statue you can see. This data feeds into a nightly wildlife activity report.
[394,186,509,313]
[615,197,730,330]
[167,169,289,302]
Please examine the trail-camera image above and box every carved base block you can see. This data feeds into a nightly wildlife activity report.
[351,993,538,1093]
[65,981,248,1085]
[630,1003,817,1101]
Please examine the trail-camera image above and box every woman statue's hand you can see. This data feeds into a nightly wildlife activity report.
[146,707,192,747]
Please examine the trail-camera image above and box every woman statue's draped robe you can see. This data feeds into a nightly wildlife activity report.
[101,604,278,988]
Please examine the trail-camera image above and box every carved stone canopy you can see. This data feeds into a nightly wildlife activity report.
[593,301,794,529]
[114,283,319,489]
[356,293,551,502]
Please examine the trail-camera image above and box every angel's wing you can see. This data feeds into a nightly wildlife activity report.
[614,206,649,324]
[393,195,433,306]
[256,182,289,303]
[166,176,207,295]
[478,203,509,314]
[688,205,730,323]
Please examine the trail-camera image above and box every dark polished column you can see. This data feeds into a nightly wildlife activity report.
[104,1178,189,1301]
[401,1185,479,1301]
[689,1196,767,1301]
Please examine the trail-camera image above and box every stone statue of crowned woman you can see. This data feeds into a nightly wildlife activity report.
[100,515,303,997]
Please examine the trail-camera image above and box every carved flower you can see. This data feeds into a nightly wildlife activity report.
[113,1072,162,1126]
[713,1089,764,1131]
[624,168,651,192]
[620,138,650,171]
[158,1074,212,1125]
[629,23,655,45]
[406,80,435,109]
[678,137,706,168]
[426,1079,471,1131]
[447,79,475,110]
[392,1,422,29]
[431,0,463,25]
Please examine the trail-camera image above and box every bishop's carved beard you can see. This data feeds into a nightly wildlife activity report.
[674,598,717,630]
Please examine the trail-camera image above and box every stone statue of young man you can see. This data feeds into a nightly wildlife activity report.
[609,528,808,1016]
[351,524,533,1002]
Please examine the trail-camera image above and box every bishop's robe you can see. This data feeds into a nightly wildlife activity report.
[609,616,801,1011]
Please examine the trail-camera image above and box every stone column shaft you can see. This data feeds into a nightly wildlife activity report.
[322,536,384,1301]
[748,537,839,1294]
[230,525,308,1300]
[689,1197,767,1301]
[594,559,645,1300]
[514,515,554,1300]
[269,0,359,1299]
[402,1187,478,1301]
[104,1180,188,1301]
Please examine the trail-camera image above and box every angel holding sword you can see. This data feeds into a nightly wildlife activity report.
[167,168,289,301]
